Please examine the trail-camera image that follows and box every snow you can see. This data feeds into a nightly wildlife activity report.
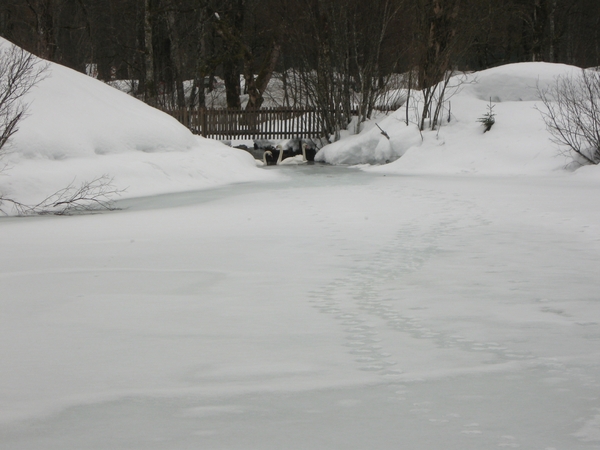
[0,38,278,206]
[1,40,600,449]
[316,62,595,177]
[2,169,600,449]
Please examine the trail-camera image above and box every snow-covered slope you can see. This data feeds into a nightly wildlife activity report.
[0,38,277,206]
[316,62,600,178]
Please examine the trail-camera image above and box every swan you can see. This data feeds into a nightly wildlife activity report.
[257,150,277,166]
[263,150,273,165]
[278,143,308,165]
[260,150,275,166]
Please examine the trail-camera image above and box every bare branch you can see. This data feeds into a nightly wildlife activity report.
[1,175,125,216]
[0,43,48,156]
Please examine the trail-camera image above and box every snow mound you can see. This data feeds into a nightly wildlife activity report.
[462,62,581,102]
[315,110,422,165]
[3,44,195,160]
[317,62,599,176]
[0,38,277,206]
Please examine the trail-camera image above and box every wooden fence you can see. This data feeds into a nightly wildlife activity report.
[166,107,324,140]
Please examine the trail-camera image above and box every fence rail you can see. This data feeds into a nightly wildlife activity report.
[165,107,325,140]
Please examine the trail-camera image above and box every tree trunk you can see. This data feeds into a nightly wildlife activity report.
[27,0,59,60]
[548,0,557,62]
[214,0,246,108]
[223,59,241,109]
[166,6,185,108]
[245,42,281,109]
[143,0,155,103]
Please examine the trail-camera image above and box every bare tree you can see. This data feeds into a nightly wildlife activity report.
[277,0,404,141]
[349,0,403,128]
[0,42,47,154]
[413,0,462,131]
[538,69,600,165]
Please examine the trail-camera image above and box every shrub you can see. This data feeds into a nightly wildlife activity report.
[478,98,496,133]
[538,70,600,165]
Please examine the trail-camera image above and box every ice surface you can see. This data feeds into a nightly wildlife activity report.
[1,166,600,449]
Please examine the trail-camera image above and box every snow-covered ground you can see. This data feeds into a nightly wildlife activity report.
[315,62,594,174]
[1,167,600,449]
[0,38,277,208]
[1,39,600,448]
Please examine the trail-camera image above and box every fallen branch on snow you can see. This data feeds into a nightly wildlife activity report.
[0,175,124,216]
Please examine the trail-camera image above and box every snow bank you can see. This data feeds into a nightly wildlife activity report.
[314,109,422,165]
[461,62,580,102]
[0,38,277,206]
[316,62,600,177]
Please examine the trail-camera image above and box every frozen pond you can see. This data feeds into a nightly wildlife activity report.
[1,165,600,449]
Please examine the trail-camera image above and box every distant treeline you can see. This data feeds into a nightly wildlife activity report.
[1,0,598,115]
